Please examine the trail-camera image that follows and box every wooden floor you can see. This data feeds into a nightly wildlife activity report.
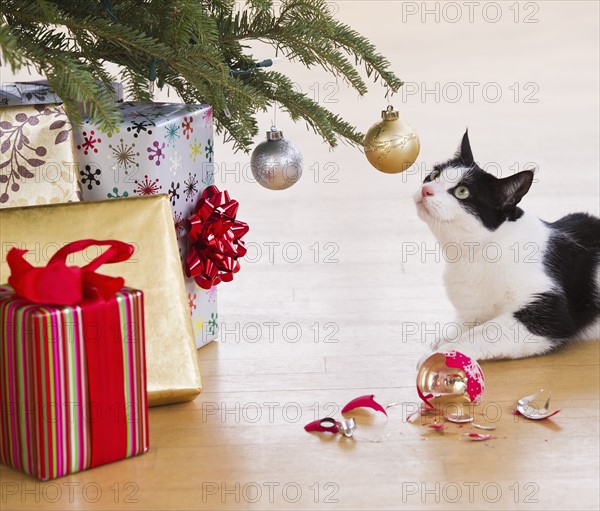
[1,2,599,510]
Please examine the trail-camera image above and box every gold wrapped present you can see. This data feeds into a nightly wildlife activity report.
[0,104,81,208]
[0,195,201,406]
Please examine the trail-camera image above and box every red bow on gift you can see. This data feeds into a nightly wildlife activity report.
[7,239,134,305]
[185,185,249,289]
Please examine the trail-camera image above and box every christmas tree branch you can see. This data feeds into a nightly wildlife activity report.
[0,0,403,151]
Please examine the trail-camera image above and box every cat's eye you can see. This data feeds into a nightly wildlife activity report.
[428,170,441,181]
[454,186,470,200]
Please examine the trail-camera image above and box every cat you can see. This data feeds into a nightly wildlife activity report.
[414,130,600,362]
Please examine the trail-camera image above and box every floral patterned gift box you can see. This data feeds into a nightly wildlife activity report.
[0,81,125,209]
[74,102,217,348]
[0,103,81,208]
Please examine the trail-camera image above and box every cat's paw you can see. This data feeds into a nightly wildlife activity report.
[435,341,487,362]
[416,339,443,370]
[415,338,453,369]
[416,341,486,370]
[430,338,443,351]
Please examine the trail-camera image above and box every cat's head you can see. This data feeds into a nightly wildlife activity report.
[414,131,534,240]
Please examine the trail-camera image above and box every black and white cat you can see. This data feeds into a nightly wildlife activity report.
[415,131,600,361]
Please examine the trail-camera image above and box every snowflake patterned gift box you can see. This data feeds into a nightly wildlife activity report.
[74,102,217,348]
[0,240,149,481]
[0,103,81,209]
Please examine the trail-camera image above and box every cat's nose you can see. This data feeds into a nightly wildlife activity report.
[421,185,434,197]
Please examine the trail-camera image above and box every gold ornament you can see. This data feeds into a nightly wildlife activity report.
[416,351,485,407]
[364,105,420,174]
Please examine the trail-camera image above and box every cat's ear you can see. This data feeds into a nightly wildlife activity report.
[455,129,474,166]
[496,170,534,208]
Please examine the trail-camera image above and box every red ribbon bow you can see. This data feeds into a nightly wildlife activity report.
[185,185,249,289]
[7,239,134,305]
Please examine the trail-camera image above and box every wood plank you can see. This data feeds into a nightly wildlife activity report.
[1,1,598,510]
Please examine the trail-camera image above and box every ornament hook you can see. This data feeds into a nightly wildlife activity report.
[337,417,357,438]
[380,105,400,121]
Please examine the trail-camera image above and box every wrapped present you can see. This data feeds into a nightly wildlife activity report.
[0,81,124,106]
[0,81,125,209]
[0,103,81,209]
[74,102,218,348]
[0,80,124,209]
[0,240,149,480]
[0,195,201,407]
[0,82,63,106]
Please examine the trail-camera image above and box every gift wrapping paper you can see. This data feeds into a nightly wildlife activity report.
[0,103,81,209]
[74,102,218,348]
[0,195,202,406]
[0,285,148,480]
[0,81,124,106]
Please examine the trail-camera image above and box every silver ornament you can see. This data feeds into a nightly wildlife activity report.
[250,127,303,190]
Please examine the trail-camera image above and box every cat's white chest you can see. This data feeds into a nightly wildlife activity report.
[442,216,554,324]
[444,260,515,322]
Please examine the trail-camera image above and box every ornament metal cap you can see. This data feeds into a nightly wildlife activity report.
[337,417,357,438]
[381,105,399,121]
[266,126,284,141]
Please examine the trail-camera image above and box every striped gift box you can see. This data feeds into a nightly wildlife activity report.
[0,285,149,480]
